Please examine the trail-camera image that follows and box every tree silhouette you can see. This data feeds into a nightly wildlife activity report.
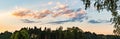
[81,0,120,35]
[0,26,120,39]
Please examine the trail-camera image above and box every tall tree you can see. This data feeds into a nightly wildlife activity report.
[81,0,120,35]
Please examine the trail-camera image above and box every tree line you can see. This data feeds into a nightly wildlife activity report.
[0,26,120,39]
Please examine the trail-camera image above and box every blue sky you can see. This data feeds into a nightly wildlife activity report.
[0,0,115,34]
[0,0,112,20]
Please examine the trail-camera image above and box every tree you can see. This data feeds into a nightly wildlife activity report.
[1,26,120,39]
[28,26,42,39]
[81,0,120,35]
[11,28,29,39]
[0,31,12,39]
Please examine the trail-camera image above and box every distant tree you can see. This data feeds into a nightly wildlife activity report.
[28,26,42,39]
[11,28,29,39]
[72,27,84,39]
[1,26,120,39]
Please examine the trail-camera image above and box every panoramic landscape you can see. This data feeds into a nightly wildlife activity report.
[0,0,120,39]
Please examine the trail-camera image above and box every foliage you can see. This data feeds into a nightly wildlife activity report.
[81,0,120,35]
[0,31,12,39]
[0,26,120,39]
[11,28,29,39]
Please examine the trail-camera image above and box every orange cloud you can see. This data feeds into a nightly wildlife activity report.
[12,8,52,19]
[12,8,32,18]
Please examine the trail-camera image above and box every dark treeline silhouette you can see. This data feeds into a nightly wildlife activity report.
[0,26,120,39]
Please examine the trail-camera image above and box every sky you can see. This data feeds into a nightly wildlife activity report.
[0,0,118,34]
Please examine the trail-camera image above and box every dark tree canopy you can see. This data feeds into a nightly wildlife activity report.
[81,0,120,35]
[0,31,12,39]
[1,26,120,39]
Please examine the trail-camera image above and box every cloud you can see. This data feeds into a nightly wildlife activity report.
[20,19,40,23]
[12,4,87,23]
[88,20,101,23]
[48,10,87,24]
[48,1,53,5]
[33,9,52,19]
[48,13,87,24]
[12,7,52,19]
[12,8,33,18]
[48,19,83,24]
[88,19,110,24]
[48,20,70,24]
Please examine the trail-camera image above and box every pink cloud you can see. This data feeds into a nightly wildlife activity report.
[12,4,86,20]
